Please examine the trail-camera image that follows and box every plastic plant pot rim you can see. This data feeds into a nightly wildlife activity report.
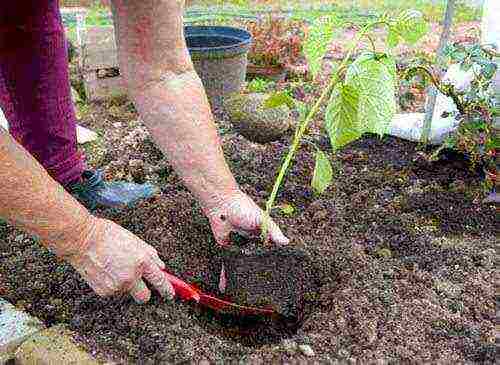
[185,25,252,59]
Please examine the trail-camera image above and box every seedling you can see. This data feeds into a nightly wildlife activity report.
[260,10,429,241]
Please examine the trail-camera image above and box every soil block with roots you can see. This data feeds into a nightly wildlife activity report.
[208,234,314,324]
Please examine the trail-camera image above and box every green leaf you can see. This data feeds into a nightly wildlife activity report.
[387,9,428,48]
[296,100,311,121]
[277,203,295,216]
[311,150,333,195]
[325,83,361,150]
[262,91,296,109]
[304,15,340,78]
[387,27,399,48]
[375,52,397,81]
[487,135,500,150]
[345,52,397,137]
[481,62,497,79]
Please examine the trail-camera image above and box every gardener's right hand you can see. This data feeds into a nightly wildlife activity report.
[66,218,175,304]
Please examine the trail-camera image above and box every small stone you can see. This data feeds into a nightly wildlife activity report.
[478,248,495,268]
[434,279,462,298]
[281,339,297,354]
[15,325,99,364]
[298,344,315,357]
[181,339,195,358]
[381,189,395,200]
[49,298,63,307]
[224,92,292,144]
[313,209,328,221]
[112,122,123,128]
[14,234,25,243]
[375,247,392,258]
[0,299,44,357]
[128,159,146,182]
[337,348,350,359]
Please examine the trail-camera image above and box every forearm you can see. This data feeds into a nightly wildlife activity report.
[133,71,239,211]
[0,128,94,257]
[110,0,240,212]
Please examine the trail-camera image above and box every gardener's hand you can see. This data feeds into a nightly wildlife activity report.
[67,218,175,304]
[206,190,289,247]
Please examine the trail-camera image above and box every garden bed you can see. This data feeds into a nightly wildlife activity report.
[0,95,496,363]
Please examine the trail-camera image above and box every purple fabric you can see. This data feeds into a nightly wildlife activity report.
[0,0,85,186]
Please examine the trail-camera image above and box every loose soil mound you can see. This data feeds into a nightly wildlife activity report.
[0,100,496,363]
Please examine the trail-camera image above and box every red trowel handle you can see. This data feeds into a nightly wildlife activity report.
[162,270,201,302]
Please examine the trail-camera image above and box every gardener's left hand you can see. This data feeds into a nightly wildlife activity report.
[206,190,289,247]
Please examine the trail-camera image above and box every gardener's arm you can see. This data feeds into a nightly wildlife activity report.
[0,128,174,303]
[109,0,288,246]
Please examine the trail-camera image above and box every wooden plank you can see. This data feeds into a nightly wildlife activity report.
[83,72,127,101]
[81,26,119,71]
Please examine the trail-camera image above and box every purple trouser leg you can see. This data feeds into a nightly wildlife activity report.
[0,0,85,186]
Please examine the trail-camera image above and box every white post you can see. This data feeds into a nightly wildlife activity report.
[481,0,499,128]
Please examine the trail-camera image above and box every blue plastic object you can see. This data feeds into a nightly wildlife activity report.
[68,170,159,211]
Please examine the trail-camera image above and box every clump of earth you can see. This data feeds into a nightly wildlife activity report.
[224,92,293,143]
[208,236,320,324]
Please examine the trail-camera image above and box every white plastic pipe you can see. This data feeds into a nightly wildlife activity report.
[481,0,499,128]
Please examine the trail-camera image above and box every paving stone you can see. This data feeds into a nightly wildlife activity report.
[15,325,99,365]
[0,299,44,358]
[0,354,14,365]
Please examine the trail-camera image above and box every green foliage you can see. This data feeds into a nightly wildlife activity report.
[345,52,397,136]
[247,78,274,93]
[407,43,498,190]
[387,9,428,48]
[311,150,333,195]
[261,9,430,242]
[262,91,296,110]
[85,2,112,27]
[325,84,361,150]
[276,203,296,217]
[304,15,340,79]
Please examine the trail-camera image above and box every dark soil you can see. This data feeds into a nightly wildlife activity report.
[0,96,497,364]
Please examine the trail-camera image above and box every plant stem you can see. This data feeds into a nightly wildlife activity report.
[261,21,380,242]
[366,34,377,53]
[407,65,466,114]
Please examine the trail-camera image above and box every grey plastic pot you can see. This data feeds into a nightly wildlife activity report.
[185,25,252,110]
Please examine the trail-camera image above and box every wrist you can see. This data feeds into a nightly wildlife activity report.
[200,186,243,216]
[45,214,100,261]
